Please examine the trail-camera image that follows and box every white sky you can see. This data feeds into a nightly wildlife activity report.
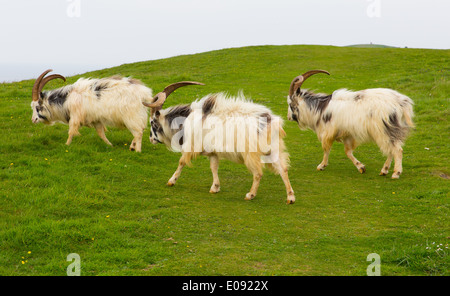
[0,0,449,82]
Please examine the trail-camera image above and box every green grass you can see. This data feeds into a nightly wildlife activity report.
[0,45,448,275]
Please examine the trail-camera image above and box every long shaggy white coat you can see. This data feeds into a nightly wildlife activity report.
[150,92,296,204]
[288,87,414,178]
[31,76,153,151]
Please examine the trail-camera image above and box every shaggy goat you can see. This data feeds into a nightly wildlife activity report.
[31,69,153,152]
[287,70,414,179]
[144,82,296,204]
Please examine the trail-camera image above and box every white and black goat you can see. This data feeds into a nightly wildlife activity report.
[31,69,153,152]
[287,70,414,179]
[144,82,296,204]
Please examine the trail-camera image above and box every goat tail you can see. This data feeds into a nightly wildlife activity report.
[401,99,415,129]
[403,108,415,129]
[181,151,200,167]
[279,126,287,139]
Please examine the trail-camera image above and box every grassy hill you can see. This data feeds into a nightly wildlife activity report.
[346,44,397,48]
[0,45,448,275]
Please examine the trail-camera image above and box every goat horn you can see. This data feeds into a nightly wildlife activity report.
[32,69,53,101]
[289,70,330,97]
[143,92,167,109]
[39,74,66,93]
[143,81,205,109]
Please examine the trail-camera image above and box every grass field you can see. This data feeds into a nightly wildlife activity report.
[0,45,448,275]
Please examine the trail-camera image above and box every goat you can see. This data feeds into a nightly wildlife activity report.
[30,69,154,152]
[287,70,414,179]
[144,82,296,204]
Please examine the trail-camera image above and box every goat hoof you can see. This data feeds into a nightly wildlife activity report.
[317,164,327,171]
[391,172,401,179]
[244,193,255,201]
[358,166,366,174]
[379,171,388,176]
[287,194,295,204]
[167,177,178,186]
[209,184,220,193]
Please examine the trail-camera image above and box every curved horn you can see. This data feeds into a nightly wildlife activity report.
[40,74,66,86]
[142,92,167,109]
[143,81,205,109]
[39,74,66,93]
[163,81,205,97]
[32,69,53,101]
[289,70,330,97]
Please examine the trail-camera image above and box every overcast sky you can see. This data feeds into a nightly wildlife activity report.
[0,0,449,82]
